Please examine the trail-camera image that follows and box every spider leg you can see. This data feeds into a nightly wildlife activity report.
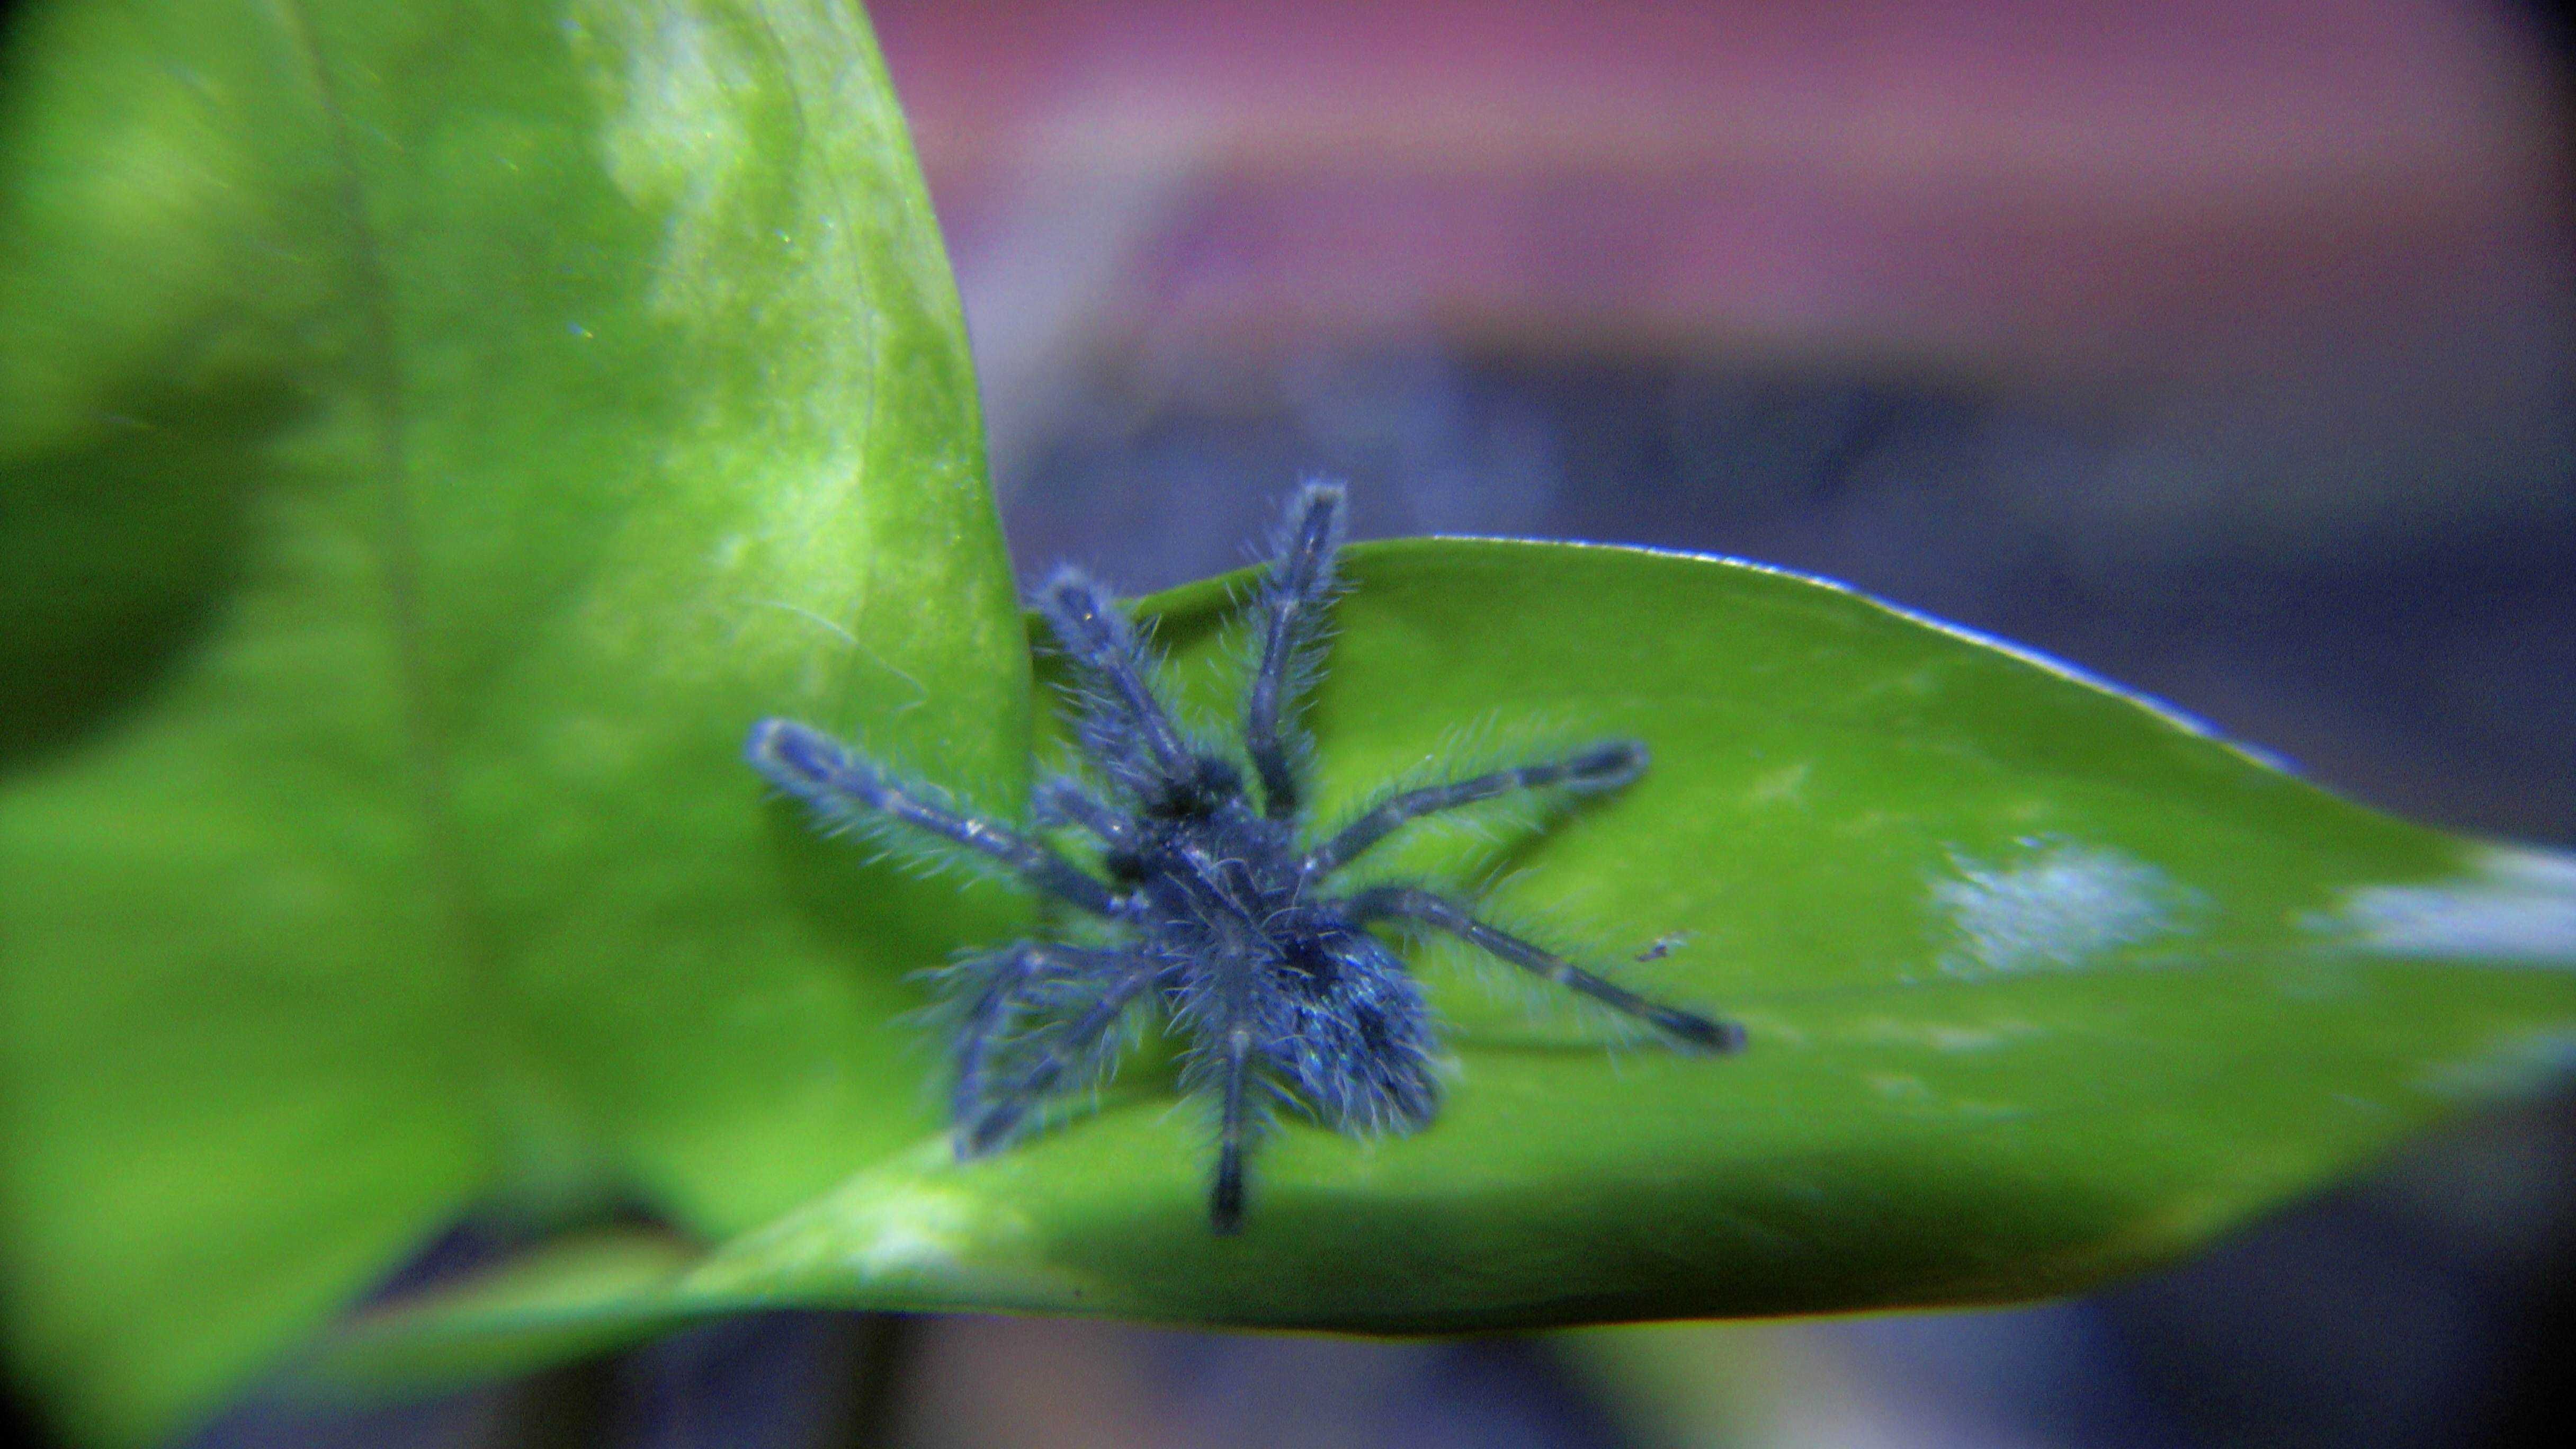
[958,958,1162,1156]
[746,719,1128,917]
[1212,1023,1255,1233]
[1302,740,1647,877]
[949,942,1133,1132]
[1343,885,1744,1052]
[1037,568,1195,790]
[1033,775,1133,849]
[1245,480,1348,820]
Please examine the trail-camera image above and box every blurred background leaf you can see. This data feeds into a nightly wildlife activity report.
[0,1,1017,1442]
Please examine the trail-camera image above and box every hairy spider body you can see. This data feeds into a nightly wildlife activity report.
[748,483,1741,1233]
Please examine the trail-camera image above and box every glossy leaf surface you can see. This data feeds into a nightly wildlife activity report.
[0,2,1018,1442]
[323,539,2576,1383]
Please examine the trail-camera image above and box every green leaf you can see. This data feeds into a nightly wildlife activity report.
[307,1228,704,1399]
[0,1,1017,1441]
[318,539,2576,1380]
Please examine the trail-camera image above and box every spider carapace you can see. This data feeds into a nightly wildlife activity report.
[748,483,1741,1233]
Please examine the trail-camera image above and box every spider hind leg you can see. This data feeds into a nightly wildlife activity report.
[1303,739,1648,876]
[1346,884,1744,1052]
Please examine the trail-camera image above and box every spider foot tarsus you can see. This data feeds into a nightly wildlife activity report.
[1560,739,1650,791]
[1345,884,1746,1053]
[1212,1142,1246,1235]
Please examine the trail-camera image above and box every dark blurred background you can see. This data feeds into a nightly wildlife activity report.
[11,0,2574,1445]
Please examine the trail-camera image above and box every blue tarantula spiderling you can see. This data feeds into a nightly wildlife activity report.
[746,482,1742,1233]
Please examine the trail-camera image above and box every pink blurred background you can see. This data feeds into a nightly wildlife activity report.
[884,0,2569,476]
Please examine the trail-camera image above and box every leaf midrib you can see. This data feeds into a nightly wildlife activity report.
[274,0,585,1206]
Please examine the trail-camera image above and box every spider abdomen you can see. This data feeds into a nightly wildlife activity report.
[1262,922,1441,1134]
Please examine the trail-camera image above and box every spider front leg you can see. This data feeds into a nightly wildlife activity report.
[746,719,1128,917]
[1037,569,1197,795]
[1245,481,1347,819]
[1344,884,1745,1052]
[957,957,1163,1156]
[1303,739,1647,877]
